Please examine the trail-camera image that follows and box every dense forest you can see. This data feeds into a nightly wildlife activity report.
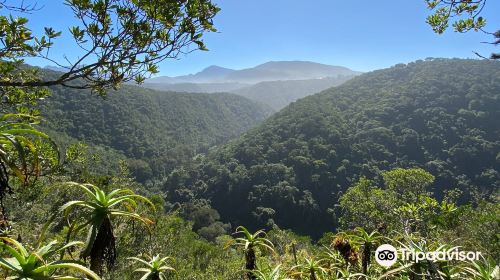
[1,59,498,280]
[163,59,500,237]
[38,69,272,182]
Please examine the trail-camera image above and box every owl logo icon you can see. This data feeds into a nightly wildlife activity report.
[375,244,398,267]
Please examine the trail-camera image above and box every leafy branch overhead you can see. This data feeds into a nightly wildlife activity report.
[425,0,498,59]
[0,0,220,94]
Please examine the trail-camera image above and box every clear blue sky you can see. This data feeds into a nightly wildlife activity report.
[16,0,500,76]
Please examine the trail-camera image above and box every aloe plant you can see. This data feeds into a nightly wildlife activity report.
[58,182,154,274]
[290,256,328,280]
[332,234,359,266]
[0,237,100,280]
[349,228,384,274]
[321,246,344,273]
[254,264,291,280]
[0,113,57,224]
[230,226,275,280]
[335,266,365,280]
[463,258,499,280]
[129,254,176,280]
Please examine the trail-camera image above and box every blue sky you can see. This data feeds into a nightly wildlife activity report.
[17,0,500,76]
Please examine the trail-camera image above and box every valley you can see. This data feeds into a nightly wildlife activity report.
[0,1,498,278]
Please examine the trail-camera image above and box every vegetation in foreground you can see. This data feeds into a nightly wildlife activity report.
[0,143,497,279]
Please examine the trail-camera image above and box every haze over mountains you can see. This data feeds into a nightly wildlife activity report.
[146,61,359,84]
[143,61,361,110]
[232,76,355,110]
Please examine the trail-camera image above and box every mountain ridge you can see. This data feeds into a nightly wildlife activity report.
[146,60,360,84]
[143,61,361,110]
[232,75,357,110]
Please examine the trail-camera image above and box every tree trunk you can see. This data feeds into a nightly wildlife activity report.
[362,243,371,274]
[89,217,116,275]
[0,161,12,227]
[292,242,298,265]
[309,271,317,280]
[245,247,257,280]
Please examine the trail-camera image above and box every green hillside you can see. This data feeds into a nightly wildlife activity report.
[164,58,500,236]
[232,75,357,110]
[39,81,273,182]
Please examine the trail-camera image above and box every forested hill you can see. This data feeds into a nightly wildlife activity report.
[231,75,356,111]
[164,59,500,236]
[39,76,273,182]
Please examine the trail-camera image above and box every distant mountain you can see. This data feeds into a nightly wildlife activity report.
[225,61,360,84]
[197,65,236,80]
[147,65,236,84]
[232,75,357,110]
[145,61,360,85]
[143,61,361,109]
[143,75,359,111]
[44,65,68,72]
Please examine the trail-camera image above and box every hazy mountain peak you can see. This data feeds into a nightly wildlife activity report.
[253,60,354,73]
[194,65,235,79]
[44,65,68,73]
[255,60,337,68]
[200,65,235,73]
[224,60,359,83]
[146,60,360,85]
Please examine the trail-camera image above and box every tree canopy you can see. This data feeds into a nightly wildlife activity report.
[163,58,500,237]
[425,0,498,59]
[0,0,219,94]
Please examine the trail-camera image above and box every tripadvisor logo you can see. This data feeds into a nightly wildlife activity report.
[375,244,398,267]
[375,244,484,268]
